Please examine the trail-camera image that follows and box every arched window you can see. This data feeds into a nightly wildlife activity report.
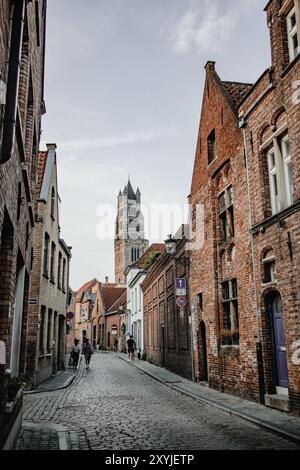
[208,129,216,164]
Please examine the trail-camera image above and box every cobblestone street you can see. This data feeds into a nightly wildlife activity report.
[16,352,300,450]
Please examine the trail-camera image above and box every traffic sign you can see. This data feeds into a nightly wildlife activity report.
[28,299,38,305]
[179,308,185,319]
[176,278,186,289]
[176,296,187,308]
[66,311,74,320]
[176,288,187,297]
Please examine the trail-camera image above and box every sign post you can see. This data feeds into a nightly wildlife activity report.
[176,278,187,297]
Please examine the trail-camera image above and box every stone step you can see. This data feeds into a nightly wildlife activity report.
[265,394,291,412]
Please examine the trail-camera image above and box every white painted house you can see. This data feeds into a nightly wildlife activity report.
[125,244,165,358]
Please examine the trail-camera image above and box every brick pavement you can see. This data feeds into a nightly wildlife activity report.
[15,352,300,450]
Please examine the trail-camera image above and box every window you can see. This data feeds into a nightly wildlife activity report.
[135,288,137,314]
[129,206,136,217]
[267,134,293,215]
[263,250,277,283]
[43,233,50,277]
[35,1,40,47]
[57,252,62,288]
[197,293,203,315]
[287,6,299,62]
[281,135,293,206]
[50,242,56,282]
[62,258,66,292]
[138,287,141,311]
[17,183,22,221]
[51,187,55,219]
[221,279,239,345]
[208,129,216,164]
[47,309,52,353]
[218,186,234,242]
[39,306,46,354]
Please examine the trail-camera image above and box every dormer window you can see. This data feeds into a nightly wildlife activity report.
[287,6,299,62]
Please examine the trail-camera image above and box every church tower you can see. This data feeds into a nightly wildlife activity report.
[114,180,149,284]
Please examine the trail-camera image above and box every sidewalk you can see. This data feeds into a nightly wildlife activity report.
[118,354,300,443]
[24,354,82,394]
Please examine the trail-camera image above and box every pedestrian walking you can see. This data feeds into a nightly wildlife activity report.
[127,335,136,362]
[71,338,80,367]
[113,337,118,352]
[82,338,94,369]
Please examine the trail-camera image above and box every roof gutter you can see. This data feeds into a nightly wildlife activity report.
[0,0,27,164]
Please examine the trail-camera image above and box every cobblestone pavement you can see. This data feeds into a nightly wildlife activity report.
[17,352,300,450]
[16,425,59,450]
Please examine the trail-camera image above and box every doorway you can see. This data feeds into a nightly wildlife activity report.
[266,292,289,392]
[199,321,208,382]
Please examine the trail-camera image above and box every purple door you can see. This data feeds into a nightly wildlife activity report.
[271,294,289,389]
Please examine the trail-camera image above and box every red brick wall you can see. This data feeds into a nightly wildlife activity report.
[0,0,46,422]
[189,62,260,400]
[238,0,300,412]
[142,242,192,380]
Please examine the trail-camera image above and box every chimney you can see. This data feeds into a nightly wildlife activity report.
[105,276,109,285]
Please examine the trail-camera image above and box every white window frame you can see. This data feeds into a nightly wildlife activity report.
[281,135,294,207]
[287,5,300,62]
[267,133,294,215]
[267,148,280,215]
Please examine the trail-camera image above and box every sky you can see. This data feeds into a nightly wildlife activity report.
[41,0,271,291]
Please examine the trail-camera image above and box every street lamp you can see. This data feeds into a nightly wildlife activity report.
[164,234,177,255]
[164,234,190,266]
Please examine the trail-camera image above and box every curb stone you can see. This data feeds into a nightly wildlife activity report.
[24,356,82,395]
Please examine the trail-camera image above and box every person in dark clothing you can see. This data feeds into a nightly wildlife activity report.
[82,338,94,369]
[71,339,80,367]
[127,335,136,362]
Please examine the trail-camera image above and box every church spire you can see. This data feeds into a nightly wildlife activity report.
[114,179,149,283]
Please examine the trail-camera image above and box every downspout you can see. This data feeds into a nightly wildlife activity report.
[239,116,265,404]
[0,0,26,164]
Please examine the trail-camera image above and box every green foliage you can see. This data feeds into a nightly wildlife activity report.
[145,251,161,268]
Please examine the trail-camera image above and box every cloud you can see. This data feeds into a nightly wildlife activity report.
[58,129,187,153]
[164,0,261,55]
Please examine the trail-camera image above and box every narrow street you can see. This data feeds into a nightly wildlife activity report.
[17,352,300,450]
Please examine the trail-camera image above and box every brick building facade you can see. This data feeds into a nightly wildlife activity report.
[0,1,47,448]
[26,144,71,386]
[189,0,300,414]
[125,243,165,358]
[90,281,126,350]
[141,232,193,380]
[238,0,300,412]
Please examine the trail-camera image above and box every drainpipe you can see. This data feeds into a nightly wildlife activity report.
[239,116,265,404]
[0,0,26,164]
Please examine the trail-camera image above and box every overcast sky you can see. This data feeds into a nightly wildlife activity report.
[41,0,271,290]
